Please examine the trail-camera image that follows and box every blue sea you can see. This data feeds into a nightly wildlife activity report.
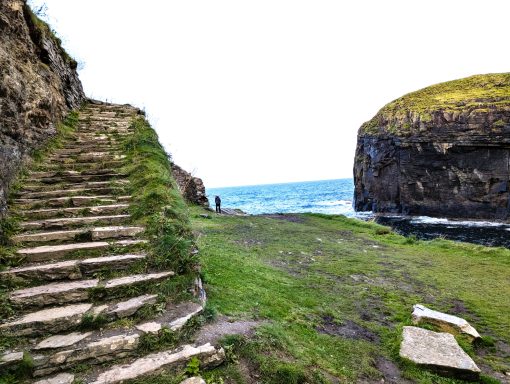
[207,178,357,216]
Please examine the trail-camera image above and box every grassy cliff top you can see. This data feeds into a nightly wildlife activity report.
[361,73,510,134]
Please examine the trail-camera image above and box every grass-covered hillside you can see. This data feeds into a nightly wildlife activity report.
[361,73,510,133]
[189,208,510,384]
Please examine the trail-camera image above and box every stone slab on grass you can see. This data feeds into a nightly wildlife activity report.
[412,304,480,341]
[400,326,480,381]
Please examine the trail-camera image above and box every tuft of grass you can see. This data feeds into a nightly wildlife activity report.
[123,117,196,274]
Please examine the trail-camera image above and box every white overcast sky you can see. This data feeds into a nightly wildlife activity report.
[29,0,510,187]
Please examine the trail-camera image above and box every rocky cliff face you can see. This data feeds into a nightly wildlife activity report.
[0,0,85,215]
[354,73,510,220]
[171,164,209,207]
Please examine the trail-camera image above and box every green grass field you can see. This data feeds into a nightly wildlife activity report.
[190,208,510,384]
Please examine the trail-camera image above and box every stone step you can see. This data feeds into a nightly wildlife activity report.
[32,160,126,172]
[13,225,144,244]
[84,343,224,384]
[16,187,125,199]
[20,180,130,193]
[14,195,128,210]
[1,253,146,281]
[9,271,173,308]
[20,214,131,230]
[30,173,128,184]
[21,204,130,220]
[52,146,122,155]
[29,301,209,377]
[49,154,126,163]
[29,169,120,179]
[17,239,147,262]
[0,294,158,337]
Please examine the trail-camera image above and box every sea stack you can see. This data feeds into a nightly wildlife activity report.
[353,73,510,220]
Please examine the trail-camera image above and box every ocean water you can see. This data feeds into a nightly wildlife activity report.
[207,178,357,216]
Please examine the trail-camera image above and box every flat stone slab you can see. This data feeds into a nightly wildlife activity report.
[0,351,24,369]
[35,332,93,350]
[21,215,131,230]
[412,304,480,341]
[107,294,158,318]
[34,373,75,384]
[34,334,141,376]
[25,204,130,220]
[10,279,98,307]
[105,271,174,289]
[14,195,117,209]
[88,343,225,384]
[0,303,93,336]
[2,254,145,281]
[13,225,142,243]
[400,326,480,380]
[9,270,171,308]
[17,239,146,262]
[180,378,206,384]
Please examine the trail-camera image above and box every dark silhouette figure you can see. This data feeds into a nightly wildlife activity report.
[215,195,222,214]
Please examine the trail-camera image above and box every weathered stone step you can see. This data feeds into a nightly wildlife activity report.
[29,169,120,179]
[20,214,131,230]
[16,187,125,199]
[13,226,143,244]
[21,204,130,220]
[30,173,128,184]
[14,195,128,210]
[84,343,224,384]
[32,160,127,172]
[1,254,146,281]
[49,153,126,163]
[0,294,157,337]
[30,301,210,377]
[9,271,173,308]
[17,239,146,262]
[52,145,122,154]
[20,180,129,193]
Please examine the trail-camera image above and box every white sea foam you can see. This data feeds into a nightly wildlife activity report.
[409,216,508,228]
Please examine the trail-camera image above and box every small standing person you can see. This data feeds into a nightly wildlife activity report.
[215,195,222,214]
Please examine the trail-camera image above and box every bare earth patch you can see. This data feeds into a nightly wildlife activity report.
[317,316,379,343]
[194,316,263,345]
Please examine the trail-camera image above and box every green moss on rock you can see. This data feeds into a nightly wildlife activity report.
[361,73,510,135]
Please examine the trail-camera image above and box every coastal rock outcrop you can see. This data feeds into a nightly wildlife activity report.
[0,0,85,216]
[353,73,510,220]
[171,163,209,207]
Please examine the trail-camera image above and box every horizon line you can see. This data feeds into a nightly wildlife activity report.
[207,176,353,190]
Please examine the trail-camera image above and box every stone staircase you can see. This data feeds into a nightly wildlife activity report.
[0,103,224,383]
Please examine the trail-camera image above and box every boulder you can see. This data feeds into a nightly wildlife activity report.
[400,326,480,380]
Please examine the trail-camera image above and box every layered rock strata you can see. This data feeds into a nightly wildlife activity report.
[0,0,85,216]
[354,73,510,220]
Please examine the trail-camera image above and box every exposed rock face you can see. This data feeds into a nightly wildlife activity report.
[0,0,85,216]
[354,74,510,220]
[171,163,209,207]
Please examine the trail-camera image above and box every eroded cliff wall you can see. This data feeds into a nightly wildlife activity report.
[0,0,85,215]
[354,73,510,220]
[171,164,209,207]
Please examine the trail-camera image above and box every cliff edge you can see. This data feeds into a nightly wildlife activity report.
[354,73,510,220]
[0,0,85,216]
